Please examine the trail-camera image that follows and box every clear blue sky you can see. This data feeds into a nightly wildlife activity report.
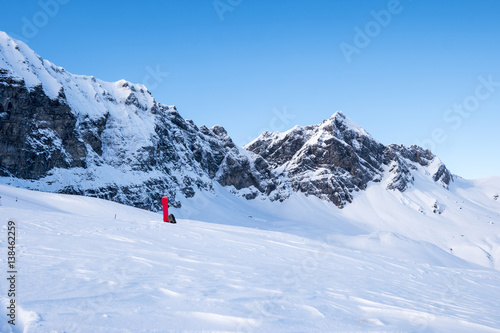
[1,0,499,178]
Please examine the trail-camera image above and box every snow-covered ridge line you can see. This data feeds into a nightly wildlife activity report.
[0,31,155,118]
[0,29,453,212]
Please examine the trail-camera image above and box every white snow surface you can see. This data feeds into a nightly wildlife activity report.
[1,175,500,332]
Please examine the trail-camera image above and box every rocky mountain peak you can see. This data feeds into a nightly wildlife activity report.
[245,113,453,207]
[322,110,372,138]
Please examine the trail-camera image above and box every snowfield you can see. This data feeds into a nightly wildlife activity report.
[1,180,500,332]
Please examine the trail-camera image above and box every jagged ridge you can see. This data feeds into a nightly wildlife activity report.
[245,111,453,207]
[0,31,452,211]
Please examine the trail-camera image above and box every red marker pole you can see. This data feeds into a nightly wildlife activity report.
[162,196,169,222]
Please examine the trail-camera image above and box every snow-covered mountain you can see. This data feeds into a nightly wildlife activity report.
[0,31,279,210]
[245,111,452,208]
[0,31,456,213]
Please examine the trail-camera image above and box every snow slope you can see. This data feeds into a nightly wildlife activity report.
[339,172,500,270]
[1,184,500,332]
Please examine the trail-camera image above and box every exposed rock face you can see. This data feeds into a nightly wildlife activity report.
[245,112,453,207]
[148,106,279,204]
[0,81,86,179]
[383,144,453,191]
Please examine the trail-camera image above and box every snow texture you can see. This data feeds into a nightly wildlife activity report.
[0,179,500,332]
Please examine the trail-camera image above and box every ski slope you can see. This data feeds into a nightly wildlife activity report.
[1,183,500,332]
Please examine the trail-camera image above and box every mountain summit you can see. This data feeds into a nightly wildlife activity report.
[245,111,452,207]
[0,31,452,210]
